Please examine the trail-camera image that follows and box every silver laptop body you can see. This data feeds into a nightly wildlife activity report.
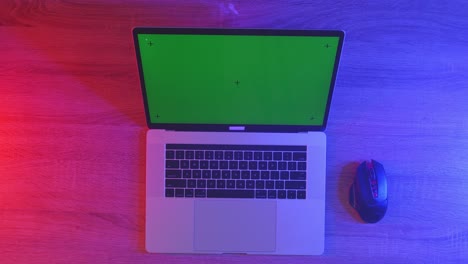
[133,27,344,255]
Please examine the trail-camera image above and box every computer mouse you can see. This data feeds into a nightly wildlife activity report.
[349,160,388,223]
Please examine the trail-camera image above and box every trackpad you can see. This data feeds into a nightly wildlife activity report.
[194,200,276,253]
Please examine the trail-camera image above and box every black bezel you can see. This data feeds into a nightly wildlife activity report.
[133,27,344,132]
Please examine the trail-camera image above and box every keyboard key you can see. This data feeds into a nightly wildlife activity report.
[195,151,204,159]
[268,161,277,170]
[288,162,297,170]
[192,170,201,178]
[181,160,189,169]
[200,160,209,170]
[224,151,234,160]
[229,161,238,170]
[186,151,194,159]
[183,170,191,178]
[176,151,184,159]
[165,189,175,197]
[207,180,216,188]
[244,151,253,160]
[278,162,287,170]
[175,189,184,197]
[195,189,206,198]
[236,180,246,189]
[251,171,260,179]
[239,161,248,170]
[287,190,297,199]
[205,151,214,160]
[268,190,277,199]
[227,180,236,189]
[278,190,286,199]
[246,180,255,189]
[234,151,243,160]
[259,161,268,170]
[166,150,175,159]
[222,170,231,179]
[192,170,201,179]
[185,189,194,197]
[285,181,306,189]
[297,191,306,199]
[298,162,306,171]
[220,161,229,169]
[280,171,289,180]
[215,179,225,188]
[231,170,240,179]
[209,161,219,169]
[249,161,258,170]
[215,151,224,160]
[290,171,306,180]
[197,180,206,188]
[188,180,196,188]
[293,152,307,161]
[166,160,179,169]
[255,180,265,189]
[275,181,285,189]
[264,152,272,160]
[261,171,269,179]
[254,152,262,160]
[166,170,181,178]
[241,171,250,179]
[207,189,254,198]
[166,179,186,188]
[212,170,221,179]
[283,152,292,161]
[202,170,211,179]
[270,171,280,180]
[190,160,199,169]
[273,152,282,161]
[256,190,267,198]
[266,180,275,189]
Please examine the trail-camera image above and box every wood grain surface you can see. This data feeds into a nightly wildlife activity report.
[1,1,468,263]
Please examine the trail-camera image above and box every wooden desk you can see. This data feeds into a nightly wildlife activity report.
[1,1,467,263]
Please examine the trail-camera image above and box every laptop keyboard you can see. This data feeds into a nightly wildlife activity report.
[164,144,307,199]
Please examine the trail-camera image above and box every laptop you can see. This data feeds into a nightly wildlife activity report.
[133,27,344,255]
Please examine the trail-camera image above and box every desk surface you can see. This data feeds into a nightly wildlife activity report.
[1,1,468,263]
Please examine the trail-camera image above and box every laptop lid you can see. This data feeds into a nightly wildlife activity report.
[133,27,344,132]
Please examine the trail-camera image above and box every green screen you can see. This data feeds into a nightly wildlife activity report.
[137,33,339,126]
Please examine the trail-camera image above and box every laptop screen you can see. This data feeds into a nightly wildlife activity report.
[133,28,344,132]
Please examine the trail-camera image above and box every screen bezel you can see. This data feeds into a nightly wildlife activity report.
[133,27,344,132]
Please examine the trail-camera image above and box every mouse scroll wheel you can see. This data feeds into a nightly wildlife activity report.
[366,170,376,195]
[369,169,376,181]
[369,170,378,198]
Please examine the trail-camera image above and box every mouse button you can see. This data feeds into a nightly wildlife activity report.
[360,203,387,223]
[376,174,388,201]
[371,160,386,176]
[356,161,367,174]
[367,169,379,199]
[372,161,387,200]
[355,161,376,204]
[355,174,375,205]
[368,168,376,180]
[356,161,370,182]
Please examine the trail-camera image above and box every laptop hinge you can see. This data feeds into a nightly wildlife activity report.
[229,126,245,131]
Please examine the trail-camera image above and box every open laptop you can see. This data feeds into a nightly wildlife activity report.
[133,27,344,255]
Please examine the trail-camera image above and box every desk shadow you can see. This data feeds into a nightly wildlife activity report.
[337,162,363,223]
